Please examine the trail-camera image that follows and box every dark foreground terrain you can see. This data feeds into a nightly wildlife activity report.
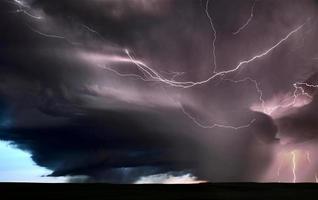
[1,183,318,200]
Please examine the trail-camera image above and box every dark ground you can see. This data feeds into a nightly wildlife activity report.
[1,183,318,200]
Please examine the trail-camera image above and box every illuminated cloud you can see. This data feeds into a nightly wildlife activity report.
[135,173,206,184]
[1,0,318,183]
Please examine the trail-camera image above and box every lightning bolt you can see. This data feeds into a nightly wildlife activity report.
[103,66,151,82]
[295,82,318,89]
[29,27,65,40]
[277,82,317,110]
[125,22,305,89]
[11,0,105,44]
[80,24,105,41]
[251,79,316,116]
[170,71,186,81]
[104,68,265,130]
[233,0,257,35]
[275,150,317,183]
[12,0,28,7]
[276,160,282,182]
[5,0,318,184]
[222,77,266,113]
[8,0,82,46]
[9,0,309,132]
[180,104,256,130]
[103,64,258,130]
[16,9,43,20]
[304,151,318,183]
[290,82,313,102]
[306,151,311,164]
[120,23,305,129]
[205,0,218,73]
[9,0,43,20]
[27,27,81,45]
[291,151,297,183]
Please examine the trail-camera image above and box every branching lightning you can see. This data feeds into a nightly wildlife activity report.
[8,0,83,46]
[11,0,308,133]
[5,0,318,183]
[119,23,305,130]
[274,82,318,111]
[103,66,151,82]
[291,151,297,183]
[261,83,311,115]
[123,22,304,89]
[274,149,318,183]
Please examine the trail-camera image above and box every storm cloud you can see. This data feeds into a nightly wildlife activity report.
[1,0,318,183]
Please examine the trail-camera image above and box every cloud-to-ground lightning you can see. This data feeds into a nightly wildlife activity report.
[3,0,318,184]
[276,160,282,181]
[274,150,318,183]
[233,0,257,35]
[306,151,312,164]
[291,151,297,183]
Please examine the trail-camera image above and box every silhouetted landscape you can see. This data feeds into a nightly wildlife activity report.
[2,183,318,200]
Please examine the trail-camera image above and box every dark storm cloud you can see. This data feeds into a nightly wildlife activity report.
[0,103,277,182]
[1,0,318,183]
[0,101,209,181]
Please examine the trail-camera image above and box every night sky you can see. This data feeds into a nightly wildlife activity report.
[1,0,318,183]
